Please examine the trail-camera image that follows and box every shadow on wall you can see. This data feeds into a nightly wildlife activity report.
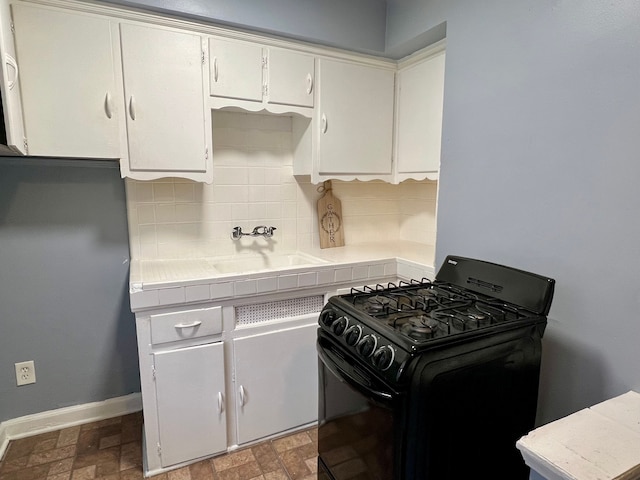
[0,158,126,244]
[535,320,606,426]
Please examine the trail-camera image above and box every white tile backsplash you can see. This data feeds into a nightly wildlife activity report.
[125,111,438,261]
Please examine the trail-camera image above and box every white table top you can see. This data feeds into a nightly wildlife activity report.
[517,391,640,480]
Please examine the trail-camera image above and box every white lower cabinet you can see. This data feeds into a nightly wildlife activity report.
[154,342,227,467]
[136,302,320,475]
[136,306,226,474]
[233,320,318,445]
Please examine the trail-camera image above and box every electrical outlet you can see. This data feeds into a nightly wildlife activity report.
[15,360,36,386]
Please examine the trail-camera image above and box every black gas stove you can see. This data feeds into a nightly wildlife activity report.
[319,256,554,387]
[317,255,555,479]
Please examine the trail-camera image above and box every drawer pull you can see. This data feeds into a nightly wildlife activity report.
[128,95,136,120]
[5,54,18,89]
[306,73,313,95]
[239,385,246,407]
[217,392,224,414]
[104,92,113,119]
[174,320,202,329]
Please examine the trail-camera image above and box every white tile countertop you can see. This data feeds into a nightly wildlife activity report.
[517,391,640,480]
[129,241,435,312]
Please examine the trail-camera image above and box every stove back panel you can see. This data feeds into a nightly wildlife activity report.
[436,255,555,315]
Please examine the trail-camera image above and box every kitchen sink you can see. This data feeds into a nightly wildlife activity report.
[209,252,327,274]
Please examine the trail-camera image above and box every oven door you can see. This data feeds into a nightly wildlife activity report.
[317,332,403,480]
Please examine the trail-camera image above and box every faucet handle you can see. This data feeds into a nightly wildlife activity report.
[231,226,243,240]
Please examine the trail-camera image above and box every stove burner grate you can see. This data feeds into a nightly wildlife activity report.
[341,279,533,344]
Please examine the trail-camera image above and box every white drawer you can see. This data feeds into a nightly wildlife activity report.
[150,307,222,345]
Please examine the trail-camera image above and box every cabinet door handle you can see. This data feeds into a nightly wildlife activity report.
[306,73,313,95]
[217,392,224,414]
[174,320,202,329]
[128,95,136,120]
[213,57,219,82]
[5,54,18,90]
[321,113,328,133]
[239,385,246,407]
[104,92,113,119]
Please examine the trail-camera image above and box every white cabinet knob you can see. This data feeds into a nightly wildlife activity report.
[5,54,18,90]
[128,95,136,120]
[104,92,113,119]
[217,392,224,414]
[306,73,313,95]
[239,385,246,406]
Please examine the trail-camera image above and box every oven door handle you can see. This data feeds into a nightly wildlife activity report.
[318,340,396,404]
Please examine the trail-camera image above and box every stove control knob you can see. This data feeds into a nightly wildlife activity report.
[373,345,395,371]
[357,335,377,358]
[332,316,349,336]
[344,325,363,346]
[320,310,338,327]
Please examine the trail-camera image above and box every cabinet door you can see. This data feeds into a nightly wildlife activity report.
[154,342,226,468]
[120,23,207,172]
[209,38,263,102]
[12,4,120,158]
[0,0,25,154]
[268,49,314,108]
[317,59,394,175]
[396,50,445,174]
[234,322,318,445]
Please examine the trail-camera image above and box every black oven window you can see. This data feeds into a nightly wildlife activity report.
[318,360,394,480]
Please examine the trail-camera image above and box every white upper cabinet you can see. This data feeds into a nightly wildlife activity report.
[314,58,395,180]
[208,37,314,114]
[267,48,314,108]
[9,4,212,182]
[119,23,210,179]
[395,46,446,181]
[11,4,120,158]
[0,0,25,154]
[3,0,444,185]
[209,37,263,102]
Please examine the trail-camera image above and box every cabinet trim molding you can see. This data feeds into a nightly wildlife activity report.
[20,0,397,68]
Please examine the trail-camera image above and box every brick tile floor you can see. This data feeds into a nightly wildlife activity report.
[0,413,318,480]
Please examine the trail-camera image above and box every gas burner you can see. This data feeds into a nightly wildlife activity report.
[431,304,496,331]
[365,295,393,313]
[394,314,442,340]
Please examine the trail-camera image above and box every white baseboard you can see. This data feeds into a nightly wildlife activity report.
[0,393,142,460]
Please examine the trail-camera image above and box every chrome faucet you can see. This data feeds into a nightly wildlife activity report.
[231,225,277,240]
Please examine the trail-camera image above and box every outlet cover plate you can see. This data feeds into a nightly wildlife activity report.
[15,360,36,386]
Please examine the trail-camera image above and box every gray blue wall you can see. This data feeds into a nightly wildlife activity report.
[387,0,640,425]
[100,0,388,55]
[0,159,139,422]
